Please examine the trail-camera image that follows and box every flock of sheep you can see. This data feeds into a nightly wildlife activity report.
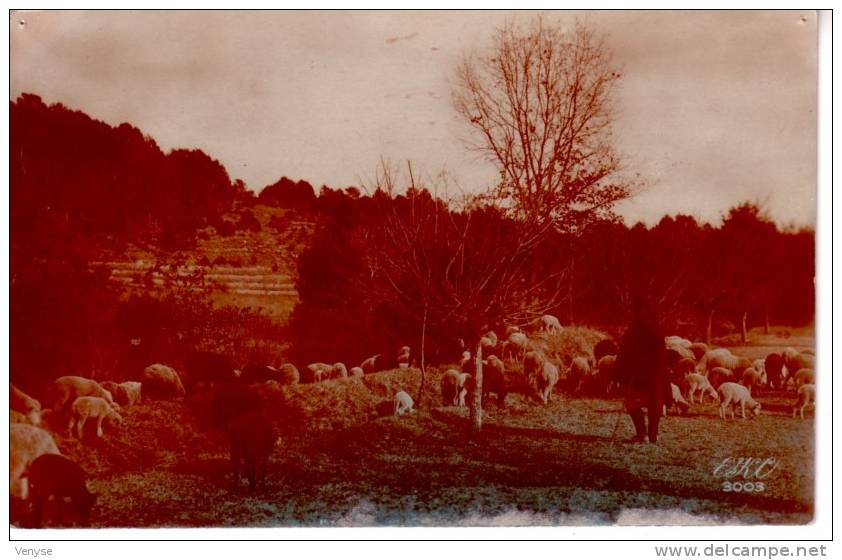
[9,314,816,528]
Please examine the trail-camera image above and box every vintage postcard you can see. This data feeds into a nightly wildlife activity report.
[9,9,824,539]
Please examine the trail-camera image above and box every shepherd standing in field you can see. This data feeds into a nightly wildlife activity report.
[614,296,672,444]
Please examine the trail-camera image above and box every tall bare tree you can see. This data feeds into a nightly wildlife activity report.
[454,17,632,234]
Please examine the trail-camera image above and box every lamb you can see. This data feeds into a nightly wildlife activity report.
[228,411,277,491]
[11,383,42,426]
[540,314,562,332]
[665,383,690,416]
[278,363,300,385]
[212,383,263,430]
[792,383,815,419]
[360,354,382,374]
[69,396,123,438]
[141,364,186,399]
[764,353,785,389]
[685,373,719,404]
[536,361,559,404]
[394,390,414,416]
[349,366,364,378]
[718,382,761,420]
[441,369,463,406]
[10,424,60,500]
[45,376,119,415]
[185,351,238,394]
[593,339,619,365]
[689,342,709,361]
[24,453,96,527]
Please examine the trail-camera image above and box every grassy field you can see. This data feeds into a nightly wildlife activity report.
[29,332,814,528]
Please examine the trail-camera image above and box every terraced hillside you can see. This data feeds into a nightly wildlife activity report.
[91,205,315,322]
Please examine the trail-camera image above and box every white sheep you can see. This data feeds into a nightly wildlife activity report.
[11,383,42,426]
[394,390,414,416]
[115,381,142,406]
[45,376,119,413]
[540,314,562,332]
[791,368,815,390]
[69,396,124,438]
[505,326,521,336]
[685,373,719,404]
[360,354,382,374]
[741,368,764,396]
[664,383,690,416]
[332,362,348,379]
[307,362,333,383]
[666,343,695,362]
[141,364,186,399]
[349,366,364,378]
[570,356,593,392]
[10,424,60,500]
[664,336,692,348]
[697,348,751,376]
[502,331,529,358]
[718,382,761,420]
[792,383,815,419]
[536,361,559,404]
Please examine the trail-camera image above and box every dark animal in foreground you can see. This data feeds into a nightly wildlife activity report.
[228,411,277,491]
[211,383,263,430]
[24,453,96,527]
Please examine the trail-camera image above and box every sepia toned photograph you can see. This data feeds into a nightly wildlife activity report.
[9,10,820,531]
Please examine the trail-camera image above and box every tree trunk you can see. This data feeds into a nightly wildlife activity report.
[470,341,484,433]
[740,310,748,344]
[416,304,428,409]
[764,309,770,335]
[705,309,714,345]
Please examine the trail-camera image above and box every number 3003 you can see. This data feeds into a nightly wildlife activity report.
[722,481,765,492]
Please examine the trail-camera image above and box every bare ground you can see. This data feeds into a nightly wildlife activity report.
[37,365,813,528]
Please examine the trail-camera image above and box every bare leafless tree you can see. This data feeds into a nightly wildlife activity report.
[359,160,568,432]
[454,16,633,234]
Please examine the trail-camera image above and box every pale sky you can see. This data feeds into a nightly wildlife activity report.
[10,10,818,226]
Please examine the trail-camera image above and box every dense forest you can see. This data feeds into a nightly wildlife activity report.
[10,94,814,389]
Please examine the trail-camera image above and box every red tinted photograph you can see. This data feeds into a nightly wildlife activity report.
[9,10,819,530]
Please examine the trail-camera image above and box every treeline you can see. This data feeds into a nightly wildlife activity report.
[10,94,814,390]
[288,189,814,366]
